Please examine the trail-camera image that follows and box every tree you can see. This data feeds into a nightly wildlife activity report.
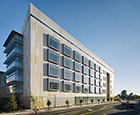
[98,99,100,103]
[80,99,83,106]
[47,100,51,110]
[120,90,127,100]
[110,97,113,101]
[128,93,133,100]
[7,94,18,112]
[91,99,93,104]
[65,99,69,108]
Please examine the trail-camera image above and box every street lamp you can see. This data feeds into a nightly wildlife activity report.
[53,94,56,108]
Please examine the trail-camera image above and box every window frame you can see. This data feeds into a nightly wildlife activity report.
[48,35,60,51]
[62,44,72,57]
[73,51,81,62]
[74,83,81,93]
[82,56,89,66]
[89,86,94,93]
[63,56,72,69]
[48,49,59,64]
[89,60,94,69]
[89,77,94,85]
[82,84,88,93]
[48,78,59,91]
[74,72,81,82]
[74,62,81,72]
[48,64,60,78]
[63,68,72,80]
[63,81,72,92]
[82,66,88,75]
[82,75,89,84]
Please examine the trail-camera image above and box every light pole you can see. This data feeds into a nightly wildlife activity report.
[53,94,56,108]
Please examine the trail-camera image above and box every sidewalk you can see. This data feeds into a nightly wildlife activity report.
[0,101,117,115]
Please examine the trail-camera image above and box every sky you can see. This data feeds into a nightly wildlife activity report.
[0,0,140,95]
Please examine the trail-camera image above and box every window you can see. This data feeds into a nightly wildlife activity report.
[48,78,59,91]
[99,81,102,87]
[82,56,88,66]
[82,66,88,75]
[6,71,22,84]
[89,60,94,69]
[63,81,72,92]
[73,51,81,62]
[102,89,106,93]
[48,49,59,64]
[74,83,81,93]
[94,64,99,71]
[43,49,47,61]
[89,77,94,85]
[103,83,106,87]
[82,85,88,93]
[99,74,102,80]
[6,59,23,71]
[63,56,72,69]
[63,69,72,80]
[94,72,99,79]
[48,64,59,77]
[89,86,94,93]
[6,46,23,59]
[103,76,106,81]
[94,87,99,94]
[74,62,81,72]
[96,87,99,94]
[74,72,81,82]
[82,75,89,84]
[48,35,59,51]
[99,67,103,73]
[89,69,94,77]
[94,79,99,86]
[62,44,72,57]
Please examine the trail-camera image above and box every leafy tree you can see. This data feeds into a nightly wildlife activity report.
[80,99,83,106]
[98,99,100,103]
[7,94,17,112]
[120,90,127,99]
[47,100,51,110]
[128,93,133,100]
[65,99,69,108]
[91,99,93,104]
[133,95,140,99]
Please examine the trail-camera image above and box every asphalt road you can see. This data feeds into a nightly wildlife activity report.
[33,101,140,115]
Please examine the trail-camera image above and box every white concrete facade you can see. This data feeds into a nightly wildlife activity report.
[21,3,114,108]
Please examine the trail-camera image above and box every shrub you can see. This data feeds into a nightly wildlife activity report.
[98,99,100,103]
[91,99,93,104]
[80,99,83,106]
[65,99,69,108]
[7,94,18,112]
[47,100,51,110]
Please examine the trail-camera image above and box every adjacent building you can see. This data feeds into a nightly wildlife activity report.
[0,71,6,97]
[3,4,114,108]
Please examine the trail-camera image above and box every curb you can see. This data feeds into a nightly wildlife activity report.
[0,102,118,115]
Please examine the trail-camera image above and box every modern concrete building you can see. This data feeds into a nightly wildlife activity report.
[0,71,6,97]
[3,4,114,108]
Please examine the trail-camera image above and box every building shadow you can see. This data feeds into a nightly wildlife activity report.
[107,103,140,115]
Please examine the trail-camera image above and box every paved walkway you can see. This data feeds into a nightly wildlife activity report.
[0,101,130,115]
